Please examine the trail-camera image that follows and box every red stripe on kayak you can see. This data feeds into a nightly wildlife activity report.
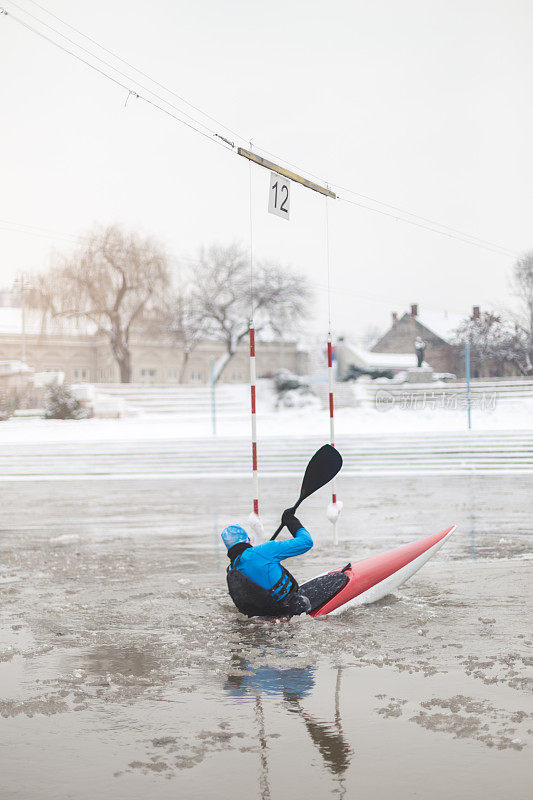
[311,526,455,617]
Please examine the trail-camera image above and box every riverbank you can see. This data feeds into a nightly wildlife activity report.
[1,383,532,444]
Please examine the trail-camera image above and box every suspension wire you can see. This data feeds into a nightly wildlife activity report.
[0,212,499,317]
[22,0,247,145]
[335,187,517,256]
[246,143,517,257]
[325,194,332,335]
[7,1,219,139]
[0,212,488,317]
[9,2,518,256]
[248,155,260,521]
[0,219,89,244]
[249,157,255,321]
[2,8,233,151]
[338,195,517,257]
[2,4,520,258]
[325,195,341,545]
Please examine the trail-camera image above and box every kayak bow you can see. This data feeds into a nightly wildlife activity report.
[305,525,456,617]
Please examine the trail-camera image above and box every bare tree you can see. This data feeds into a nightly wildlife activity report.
[452,311,530,377]
[166,288,207,382]
[184,243,312,383]
[361,325,384,350]
[32,226,170,382]
[510,251,533,373]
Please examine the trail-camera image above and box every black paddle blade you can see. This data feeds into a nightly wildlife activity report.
[270,445,343,540]
[298,444,343,506]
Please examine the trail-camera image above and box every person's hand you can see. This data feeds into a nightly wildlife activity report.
[281,507,303,536]
[281,507,296,524]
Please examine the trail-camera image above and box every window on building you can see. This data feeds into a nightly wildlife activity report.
[71,368,88,381]
[140,368,156,384]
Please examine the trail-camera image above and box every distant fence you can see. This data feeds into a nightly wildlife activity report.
[2,432,533,478]
[96,383,248,419]
[97,378,533,416]
[314,377,533,411]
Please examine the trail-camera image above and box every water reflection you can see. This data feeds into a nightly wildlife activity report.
[225,642,353,799]
[254,694,272,800]
[469,477,478,559]
[285,669,353,780]
[225,653,315,699]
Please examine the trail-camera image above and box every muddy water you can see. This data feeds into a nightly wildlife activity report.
[1,475,532,800]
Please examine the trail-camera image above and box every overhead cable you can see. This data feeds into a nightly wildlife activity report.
[1,3,520,258]
[2,6,234,151]
[23,0,247,145]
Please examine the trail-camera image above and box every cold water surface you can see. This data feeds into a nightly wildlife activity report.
[1,475,532,799]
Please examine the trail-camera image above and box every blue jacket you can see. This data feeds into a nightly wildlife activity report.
[234,527,313,599]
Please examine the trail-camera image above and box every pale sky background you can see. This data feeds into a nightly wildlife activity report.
[1,0,532,340]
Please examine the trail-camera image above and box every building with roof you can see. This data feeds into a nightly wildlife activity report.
[370,303,467,374]
[0,305,307,385]
[336,341,428,378]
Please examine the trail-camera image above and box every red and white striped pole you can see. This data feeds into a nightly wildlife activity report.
[326,333,342,544]
[248,320,262,534]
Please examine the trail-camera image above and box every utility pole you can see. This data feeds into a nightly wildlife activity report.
[210,355,216,436]
[13,272,27,364]
[465,342,472,430]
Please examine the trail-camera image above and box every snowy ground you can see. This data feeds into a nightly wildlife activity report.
[2,397,533,444]
[1,475,532,800]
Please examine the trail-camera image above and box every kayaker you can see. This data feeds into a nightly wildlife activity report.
[222,508,313,618]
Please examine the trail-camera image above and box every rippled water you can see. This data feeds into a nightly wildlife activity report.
[1,475,532,799]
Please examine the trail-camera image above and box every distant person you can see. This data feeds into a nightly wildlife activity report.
[221,510,313,618]
[415,336,426,368]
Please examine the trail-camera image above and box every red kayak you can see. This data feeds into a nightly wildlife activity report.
[300,526,456,617]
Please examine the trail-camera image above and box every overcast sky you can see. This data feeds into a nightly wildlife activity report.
[1,0,531,340]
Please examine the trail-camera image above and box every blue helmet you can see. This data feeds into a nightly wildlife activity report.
[221,524,250,550]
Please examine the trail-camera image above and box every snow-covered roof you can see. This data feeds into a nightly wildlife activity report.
[0,307,93,336]
[416,311,465,342]
[0,360,33,376]
[0,308,30,334]
[365,351,421,369]
[340,343,423,371]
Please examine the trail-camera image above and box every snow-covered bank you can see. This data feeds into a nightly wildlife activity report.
[1,399,532,443]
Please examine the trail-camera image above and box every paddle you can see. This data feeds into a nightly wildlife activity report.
[270,444,343,540]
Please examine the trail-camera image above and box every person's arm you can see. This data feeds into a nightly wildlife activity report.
[255,525,313,561]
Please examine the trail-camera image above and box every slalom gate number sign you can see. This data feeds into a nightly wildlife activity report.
[268,171,290,220]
